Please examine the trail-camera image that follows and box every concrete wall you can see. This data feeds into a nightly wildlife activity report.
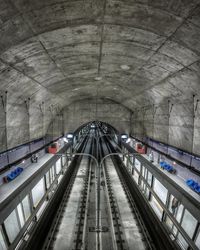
[131,97,200,155]
[1,92,199,159]
[0,96,131,153]
[0,94,63,152]
[0,94,32,151]
[7,103,29,149]
[63,98,131,134]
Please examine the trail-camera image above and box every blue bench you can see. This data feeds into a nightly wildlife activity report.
[186,179,200,194]
[3,167,24,183]
[195,185,200,193]
[160,161,175,173]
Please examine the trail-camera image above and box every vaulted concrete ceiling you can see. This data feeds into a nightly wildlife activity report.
[0,0,200,110]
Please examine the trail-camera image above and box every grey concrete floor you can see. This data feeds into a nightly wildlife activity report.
[53,159,87,250]
[106,158,147,250]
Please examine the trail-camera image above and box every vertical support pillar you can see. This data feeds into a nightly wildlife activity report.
[142,107,147,142]
[152,105,155,142]
[122,145,125,161]
[167,100,173,155]
[1,223,10,247]
[129,111,133,136]
[126,152,129,169]
[152,105,158,147]
[134,109,138,138]
[39,102,45,143]
[56,104,61,138]
[61,110,64,136]
[190,95,199,166]
[141,108,144,141]
[52,108,54,141]
[132,111,135,137]
[49,105,54,142]
[132,155,135,175]
[152,104,155,144]
[1,91,8,162]
[25,98,31,152]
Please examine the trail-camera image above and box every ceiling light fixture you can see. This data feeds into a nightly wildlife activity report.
[120,65,130,70]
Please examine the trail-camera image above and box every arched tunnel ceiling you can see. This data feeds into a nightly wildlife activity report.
[0,0,200,111]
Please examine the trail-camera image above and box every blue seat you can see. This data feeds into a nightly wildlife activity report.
[166,165,173,172]
[5,167,24,182]
[161,162,173,172]
[195,185,200,193]
[160,161,167,169]
[186,179,199,191]
[14,169,20,176]
[19,167,23,174]
[14,167,23,176]
[7,171,17,181]
[160,160,176,173]
[160,161,165,167]
[191,182,198,190]
[186,179,195,187]
[186,179,193,186]
[164,164,169,170]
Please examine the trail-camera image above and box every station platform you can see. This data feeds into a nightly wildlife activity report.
[0,140,68,207]
[122,142,200,204]
[142,154,200,203]
[0,154,53,205]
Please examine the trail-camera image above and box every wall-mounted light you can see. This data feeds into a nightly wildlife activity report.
[121,134,128,139]
[67,134,73,139]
